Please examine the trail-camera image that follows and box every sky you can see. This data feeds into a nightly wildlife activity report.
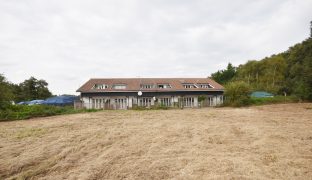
[0,0,311,95]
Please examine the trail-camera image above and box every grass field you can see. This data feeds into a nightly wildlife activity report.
[0,103,312,179]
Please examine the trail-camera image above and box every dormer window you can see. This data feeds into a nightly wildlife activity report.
[198,83,213,88]
[183,84,198,89]
[93,84,108,89]
[112,84,127,89]
[141,84,154,89]
[157,84,171,89]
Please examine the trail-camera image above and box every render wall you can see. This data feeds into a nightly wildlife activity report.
[80,91,224,109]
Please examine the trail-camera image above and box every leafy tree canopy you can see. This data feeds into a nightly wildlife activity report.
[210,63,236,85]
[0,74,14,109]
[211,38,312,101]
[0,75,53,106]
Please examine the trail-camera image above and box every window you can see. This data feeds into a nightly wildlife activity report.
[93,84,108,89]
[112,84,127,89]
[159,97,171,106]
[140,84,154,89]
[197,83,213,88]
[182,84,198,89]
[183,97,194,107]
[139,97,152,107]
[114,98,127,109]
[157,84,171,89]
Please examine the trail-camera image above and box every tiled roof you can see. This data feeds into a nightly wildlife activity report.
[77,78,224,92]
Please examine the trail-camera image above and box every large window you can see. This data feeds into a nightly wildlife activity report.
[93,84,108,89]
[159,97,171,106]
[183,97,194,107]
[112,84,127,89]
[139,97,152,107]
[114,98,127,109]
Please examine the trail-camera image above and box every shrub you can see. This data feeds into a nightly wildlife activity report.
[0,105,99,121]
[250,96,299,105]
[224,81,252,107]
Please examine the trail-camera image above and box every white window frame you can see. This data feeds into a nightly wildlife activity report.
[93,84,108,89]
[112,84,127,89]
[157,84,171,89]
[140,84,154,89]
[197,83,214,88]
[182,83,198,89]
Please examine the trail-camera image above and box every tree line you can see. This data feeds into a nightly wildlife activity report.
[211,38,312,102]
[0,75,52,109]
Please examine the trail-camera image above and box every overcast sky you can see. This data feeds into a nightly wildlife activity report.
[0,0,311,95]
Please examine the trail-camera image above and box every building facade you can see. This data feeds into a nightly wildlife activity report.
[77,78,224,109]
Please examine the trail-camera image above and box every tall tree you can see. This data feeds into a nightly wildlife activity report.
[284,39,312,100]
[18,77,52,101]
[0,74,14,109]
[210,63,236,85]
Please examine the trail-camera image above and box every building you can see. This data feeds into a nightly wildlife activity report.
[76,78,224,109]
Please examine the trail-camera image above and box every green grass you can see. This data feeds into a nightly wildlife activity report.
[0,105,99,121]
[249,96,299,106]
[223,95,300,107]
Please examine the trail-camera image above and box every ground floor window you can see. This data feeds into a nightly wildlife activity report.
[183,97,194,107]
[159,97,171,107]
[139,97,152,107]
[208,96,213,106]
[114,98,127,109]
[92,98,111,109]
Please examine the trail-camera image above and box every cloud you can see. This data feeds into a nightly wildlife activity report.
[0,0,311,94]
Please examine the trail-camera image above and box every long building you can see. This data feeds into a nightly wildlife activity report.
[76,78,224,109]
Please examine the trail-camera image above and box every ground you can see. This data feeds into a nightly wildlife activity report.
[0,103,312,180]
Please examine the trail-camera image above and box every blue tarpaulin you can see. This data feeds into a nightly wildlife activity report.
[28,100,44,105]
[251,91,274,98]
[41,96,77,106]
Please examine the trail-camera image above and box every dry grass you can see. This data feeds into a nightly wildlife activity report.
[0,103,312,179]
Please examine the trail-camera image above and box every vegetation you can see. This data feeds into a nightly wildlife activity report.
[0,75,53,109]
[250,96,299,106]
[211,38,312,105]
[0,105,98,121]
[224,81,251,107]
[211,63,237,85]
[0,75,14,110]
[12,77,52,102]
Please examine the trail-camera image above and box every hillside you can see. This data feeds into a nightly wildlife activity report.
[211,38,312,100]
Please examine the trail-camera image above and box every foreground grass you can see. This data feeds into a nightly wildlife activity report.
[0,103,311,179]
[0,105,98,121]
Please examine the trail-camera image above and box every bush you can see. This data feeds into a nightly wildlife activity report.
[250,96,299,105]
[0,105,99,121]
[224,81,252,107]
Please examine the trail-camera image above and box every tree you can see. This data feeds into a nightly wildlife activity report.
[224,81,251,107]
[210,63,236,85]
[284,38,312,100]
[18,77,52,101]
[0,74,14,109]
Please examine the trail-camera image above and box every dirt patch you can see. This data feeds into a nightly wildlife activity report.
[0,103,312,179]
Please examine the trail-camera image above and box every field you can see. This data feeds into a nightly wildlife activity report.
[0,104,312,179]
